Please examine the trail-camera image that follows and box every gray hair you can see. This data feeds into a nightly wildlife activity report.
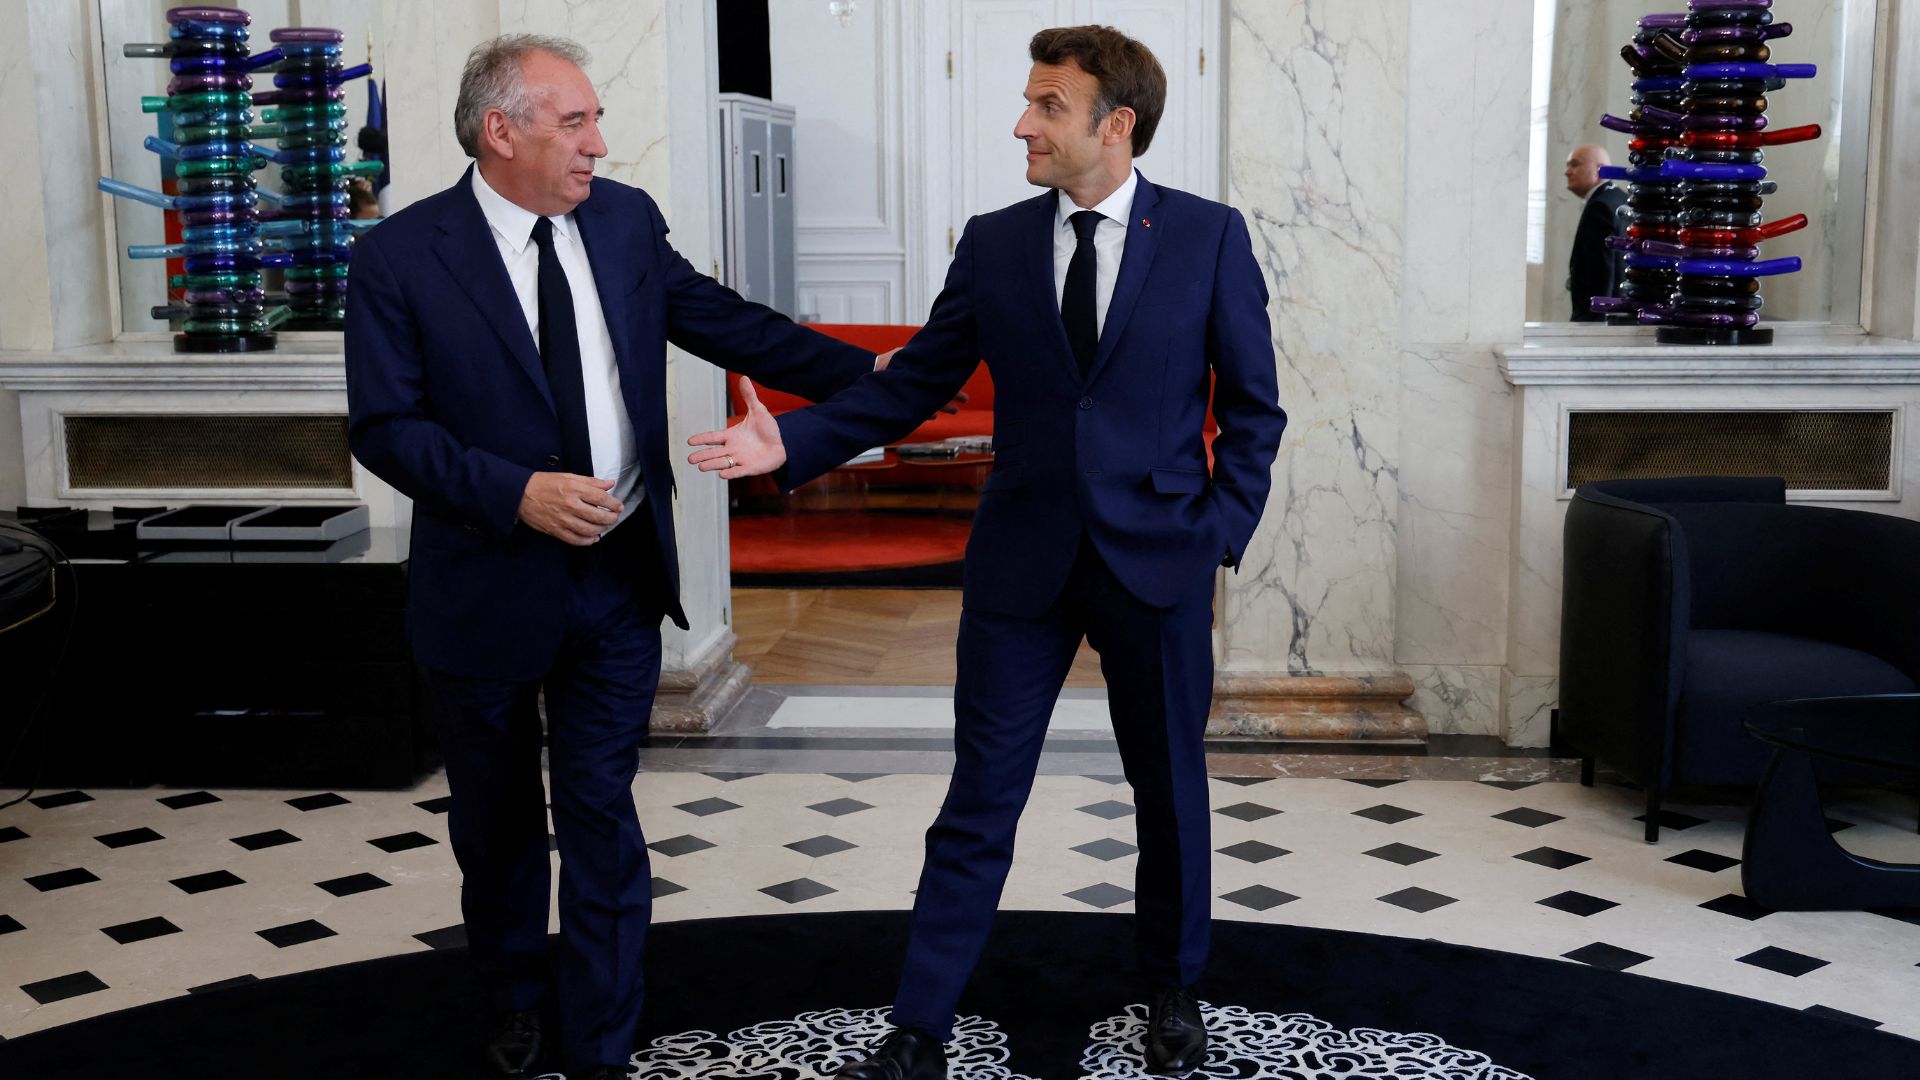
[454,34,591,158]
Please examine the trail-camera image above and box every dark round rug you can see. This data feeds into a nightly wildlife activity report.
[2,911,1913,1078]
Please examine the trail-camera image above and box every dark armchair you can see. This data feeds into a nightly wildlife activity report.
[1559,477,1920,841]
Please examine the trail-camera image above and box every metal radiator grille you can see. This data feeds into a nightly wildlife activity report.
[64,415,353,490]
[1566,410,1893,491]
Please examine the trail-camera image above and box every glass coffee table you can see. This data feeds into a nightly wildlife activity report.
[1742,694,1920,910]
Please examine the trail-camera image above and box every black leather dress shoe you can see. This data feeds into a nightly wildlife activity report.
[483,1007,544,1076]
[833,1026,947,1079]
[1144,984,1207,1075]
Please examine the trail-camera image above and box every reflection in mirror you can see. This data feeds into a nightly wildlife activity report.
[100,0,382,337]
[1525,0,1874,326]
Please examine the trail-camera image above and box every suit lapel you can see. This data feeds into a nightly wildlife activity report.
[569,190,641,379]
[1086,173,1161,384]
[432,167,554,415]
[1025,192,1080,383]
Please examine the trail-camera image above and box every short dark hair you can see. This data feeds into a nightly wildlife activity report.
[1029,25,1167,156]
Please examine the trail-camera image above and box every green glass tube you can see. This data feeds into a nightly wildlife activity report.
[174,123,256,144]
[279,160,383,184]
[169,272,261,289]
[143,91,252,113]
[285,264,351,281]
[261,101,347,123]
[178,157,268,178]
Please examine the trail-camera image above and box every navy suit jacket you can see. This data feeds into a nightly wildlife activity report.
[345,167,875,679]
[778,174,1286,616]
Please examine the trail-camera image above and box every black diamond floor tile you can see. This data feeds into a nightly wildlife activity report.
[172,870,244,894]
[0,825,24,843]
[1214,801,1281,822]
[761,878,836,904]
[704,772,761,782]
[1869,908,1920,927]
[317,873,391,898]
[1071,838,1139,862]
[1221,885,1298,911]
[188,975,258,994]
[1211,776,1270,787]
[1537,890,1619,917]
[1065,882,1135,909]
[158,791,220,809]
[19,971,107,1004]
[1217,839,1289,864]
[287,793,350,812]
[1514,846,1590,870]
[368,831,438,853]
[414,925,468,950]
[785,835,858,858]
[1364,843,1440,866]
[1737,946,1829,977]
[1665,848,1740,873]
[1346,778,1406,788]
[1563,942,1652,972]
[807,798,874,817]
[232,829,300,851]
[95,827,164,849]
[1478,780,1539,791]
[675,797,742,817]
[0,914,23,935]
[1824,817,1856,834]
[1378,887,1457,913]
[1077,800,1136,820]
[101,916,182,944]
[28,790,92,809]
[1803,1004,1881,1029]
[258,919,336,948]
[414,795,455,815]
[827,773,882,783]
[652,877,687,898]
[1353,804,1422,824]
[1633,809,1709,831]
[26,867,99,892]
[1492,807,1564,828]
[648,834,717,858]
[1700,893,1773,921]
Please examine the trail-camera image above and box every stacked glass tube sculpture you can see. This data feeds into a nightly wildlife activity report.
[257,25,377,331]
[97,6,378,351]
[1593,0,1820,345]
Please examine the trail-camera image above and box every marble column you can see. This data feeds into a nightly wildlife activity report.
[1216,1,1419,739]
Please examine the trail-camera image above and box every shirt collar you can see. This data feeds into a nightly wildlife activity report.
[472,164,573,254]
[1056,168,1139,231]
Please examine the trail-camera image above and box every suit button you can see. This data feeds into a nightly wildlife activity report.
[546,455,560,466]
[1078,396,1095,410]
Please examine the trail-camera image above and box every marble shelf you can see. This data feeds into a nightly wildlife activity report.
[1499,330,1920,385]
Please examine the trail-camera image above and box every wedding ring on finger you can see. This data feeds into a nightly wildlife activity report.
[726,455,737,470]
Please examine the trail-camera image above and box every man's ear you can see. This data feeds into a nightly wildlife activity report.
[1102,106,1136,148]
[482,109,516,160]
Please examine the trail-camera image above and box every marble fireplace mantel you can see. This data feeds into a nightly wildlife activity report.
[1500,329,1920,385]
[0,336,351,392]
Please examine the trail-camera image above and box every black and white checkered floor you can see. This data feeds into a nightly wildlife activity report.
[3,755,1919,1044]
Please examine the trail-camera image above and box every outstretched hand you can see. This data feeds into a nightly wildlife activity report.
[688,377,787,478]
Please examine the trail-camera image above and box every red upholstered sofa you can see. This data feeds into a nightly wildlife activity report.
[725,323,995,445]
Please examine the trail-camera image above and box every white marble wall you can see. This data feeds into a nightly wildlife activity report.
[1218,1,1407,681]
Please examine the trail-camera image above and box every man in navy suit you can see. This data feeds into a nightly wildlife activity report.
[692,25,1286,1079]
[344,35,879,1079]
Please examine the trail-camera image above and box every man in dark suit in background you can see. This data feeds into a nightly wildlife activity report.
[1565,143,1628,322]
[344,35,879,1080]
[692,25,1287,1079]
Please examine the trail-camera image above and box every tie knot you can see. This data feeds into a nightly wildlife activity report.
[1070,210,1103,242]
[530,216,556,251]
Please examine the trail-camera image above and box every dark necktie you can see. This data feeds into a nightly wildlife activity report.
[530,216,595,477]
[1060,209,1103,377]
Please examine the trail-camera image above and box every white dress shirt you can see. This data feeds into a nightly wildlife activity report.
[1052,168,1138,336]
[472,166,643,528]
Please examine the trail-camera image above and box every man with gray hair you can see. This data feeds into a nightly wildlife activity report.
[345,35,882,1078]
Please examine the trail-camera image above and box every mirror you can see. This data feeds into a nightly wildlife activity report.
[1525,0,1875,327]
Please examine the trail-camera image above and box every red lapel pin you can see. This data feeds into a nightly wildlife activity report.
[1142,218,1152,228]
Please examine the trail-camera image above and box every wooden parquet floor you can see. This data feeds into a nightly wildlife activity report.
[732,588,1105,687]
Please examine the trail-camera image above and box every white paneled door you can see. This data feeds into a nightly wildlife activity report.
[923,0,1221,307]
